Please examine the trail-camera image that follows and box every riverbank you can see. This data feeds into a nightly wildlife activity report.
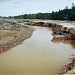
[61,54,75,75]
[0,19,34,53]
[27,20,75,40]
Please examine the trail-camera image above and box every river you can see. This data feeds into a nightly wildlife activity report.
[0,26,74,75]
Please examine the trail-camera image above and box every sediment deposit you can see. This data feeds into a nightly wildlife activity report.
[27,20,75,40]
[0,19,34,53]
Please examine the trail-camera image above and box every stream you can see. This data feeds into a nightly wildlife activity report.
[0,26,74,75]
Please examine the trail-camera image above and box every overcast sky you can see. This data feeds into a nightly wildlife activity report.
[0,0,74,16]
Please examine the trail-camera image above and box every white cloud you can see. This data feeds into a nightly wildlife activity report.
[0,0,11,2]
[0,0,73,16]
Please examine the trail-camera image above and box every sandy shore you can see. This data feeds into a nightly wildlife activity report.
[0,24,34,53]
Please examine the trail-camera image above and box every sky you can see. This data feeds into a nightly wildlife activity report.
[0,0,74,16]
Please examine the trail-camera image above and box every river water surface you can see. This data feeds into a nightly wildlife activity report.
[0,26,74,75]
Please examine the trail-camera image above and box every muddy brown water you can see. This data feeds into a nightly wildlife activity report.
[0,26,74,75]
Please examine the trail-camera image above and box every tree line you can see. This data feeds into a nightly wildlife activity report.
[4,4,75,21]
